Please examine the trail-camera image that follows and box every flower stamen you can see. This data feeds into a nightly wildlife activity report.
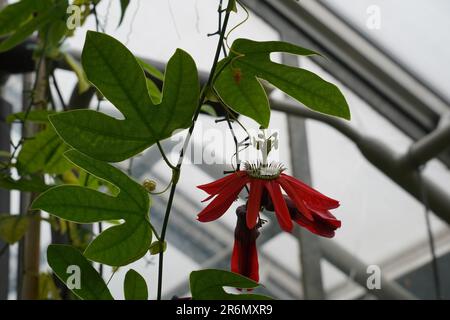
[244,161,285,180]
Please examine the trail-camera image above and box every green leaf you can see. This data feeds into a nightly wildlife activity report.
[38,272,61,300]
[32,150,153,266]
[17,125,72,175]
[0,214,30,244]
[138,58,163,103]
[214,39,350,127]
[0,1,68,53]
[49,31,199,162]
[6,110,56,124]
[227,0,238,12]
[146,78,162,104]
[119,0,130,27]
[0,14,47,52]
[137,58,164,81]
[46,19,68,51]
[59,169,119,199]
[190,269,272,300]
[32,0,53,12]
[80,171,119,196]
[0,1,35,36]
[47,244,114,300]
[0,176,50,193]
[63,53,91,94]
[124,269,148,300]
[149,240,167,255]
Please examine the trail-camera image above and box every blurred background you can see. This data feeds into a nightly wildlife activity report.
[1,0,450,300]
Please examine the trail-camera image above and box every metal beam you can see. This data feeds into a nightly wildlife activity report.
[281,27,325,299]
[0,0,9,299]
[401,114,450,168]
[318,238,417,300]
[288,115,326,299]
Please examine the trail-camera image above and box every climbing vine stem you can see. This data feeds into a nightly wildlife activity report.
[156,1,233,300]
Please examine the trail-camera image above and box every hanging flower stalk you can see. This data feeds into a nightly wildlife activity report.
[232,205,260,283]
[197,130,341,281]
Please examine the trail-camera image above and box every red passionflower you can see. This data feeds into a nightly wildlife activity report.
[232,205,260,283]
[197,162,341,236]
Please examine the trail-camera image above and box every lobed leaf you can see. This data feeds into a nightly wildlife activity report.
[17,125,72,175]
[50,31,199,162]
[47,244,114,300]
[214,38,350,127]
[0,176,50,193]
[32,150,153,266]
[6,110,56,124]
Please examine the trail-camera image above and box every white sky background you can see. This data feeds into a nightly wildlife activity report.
[4,0,450,299]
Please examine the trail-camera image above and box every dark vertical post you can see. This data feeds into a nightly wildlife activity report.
[15,74,33,299]
[0,0,11,300]
[0,92,12,300]
[281,29,325,300]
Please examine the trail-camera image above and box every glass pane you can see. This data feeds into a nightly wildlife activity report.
[66,0,279,70]
[321,0,450,102]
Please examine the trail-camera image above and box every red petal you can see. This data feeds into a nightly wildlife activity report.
[246,179,264,229]
[290,207,340,238]
[281,174,339,210]
[265,181,293,232]
[198,196,237,222]
[292,215,335,238]
[305,203,341,228]
[197,191,240,222]
[197,175,248,222]
[277,176,314,221]
[197,171,247,195]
